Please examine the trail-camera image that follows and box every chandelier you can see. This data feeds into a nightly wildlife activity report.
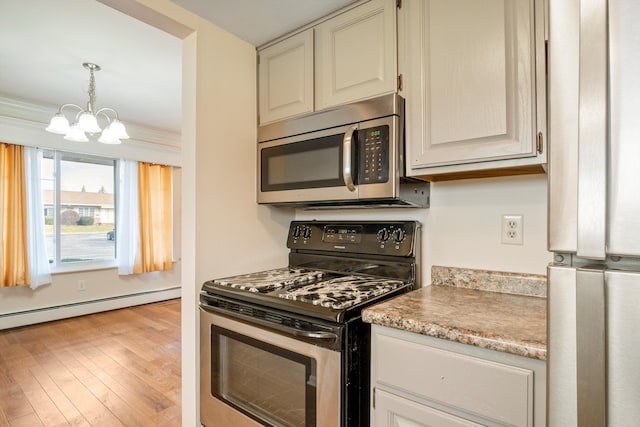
[45,62,129,144]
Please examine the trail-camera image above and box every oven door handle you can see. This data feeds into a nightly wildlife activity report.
[293,329,338,340]
[201,302,340,347]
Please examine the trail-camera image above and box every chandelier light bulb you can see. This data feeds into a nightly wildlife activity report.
[45,62,128,143]
[98,126,122,145]
[77,112,102,134]
[108,119,129,139]
[45,113,70,134]
[63,125,89,142]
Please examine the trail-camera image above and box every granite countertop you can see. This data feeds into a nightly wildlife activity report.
[362,266,547,360]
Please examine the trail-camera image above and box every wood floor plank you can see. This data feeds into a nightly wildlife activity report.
[0,405,10,427]
[7,412,43,427]
[73,345,173,425]
[35,355,122,427]
[0,386,35,422]
[22,386,70,427]
[28,364,89,426]
[0,299,181,427]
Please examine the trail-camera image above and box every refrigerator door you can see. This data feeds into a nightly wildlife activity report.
[547,265,606,426]
[547,0,579,254]
[547,0,607,259]
[547,266,577,426]
[608,0,640,257]
[606,270,640,426]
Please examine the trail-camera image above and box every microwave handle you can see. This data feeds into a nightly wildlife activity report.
[342,125,358,192]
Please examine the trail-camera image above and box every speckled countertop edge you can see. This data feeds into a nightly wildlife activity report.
[363,266,548,360]
[431,265,547,297]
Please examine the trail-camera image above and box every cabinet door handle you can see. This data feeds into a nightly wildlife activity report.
[343,125,358,192]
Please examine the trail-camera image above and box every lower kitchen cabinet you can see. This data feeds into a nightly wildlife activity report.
[375,388,483,427]
[371,325,546,427]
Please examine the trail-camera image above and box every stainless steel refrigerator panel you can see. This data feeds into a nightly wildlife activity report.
[575,268,606,426]
[576,0,608,260]
[608,0,640,257]
[606,270,640,426]
[547,266,578,427]
[547,0,579,254]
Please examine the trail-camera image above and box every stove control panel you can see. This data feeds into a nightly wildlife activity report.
[287,221,420,256]
[324,225,363,244]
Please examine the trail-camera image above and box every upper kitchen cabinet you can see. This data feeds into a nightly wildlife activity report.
[399,0,547,181]
[258,0,398,125]
[315,0,397,110]
[258,29,314,125]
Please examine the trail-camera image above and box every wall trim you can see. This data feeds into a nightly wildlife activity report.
[0,287,181,330]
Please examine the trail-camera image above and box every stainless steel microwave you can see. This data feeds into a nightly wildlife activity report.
[257,94,430,208]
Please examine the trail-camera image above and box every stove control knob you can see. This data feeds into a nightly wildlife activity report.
[377,228,390,243]
[302,226,311,239]
[392,228,406,243]
[292,226,301,239]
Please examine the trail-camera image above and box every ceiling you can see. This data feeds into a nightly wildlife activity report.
[171,0,357,47]
[0,0,355,135]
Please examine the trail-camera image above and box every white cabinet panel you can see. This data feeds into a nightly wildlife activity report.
[371,325,546,427]
[315,0,396,110]
[376,333,533,427]
[258,29,314,124]
[375,388,482,427]
[400,0,545,178]
[429,0,508,145]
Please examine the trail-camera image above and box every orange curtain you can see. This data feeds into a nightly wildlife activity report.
[0,143,30,287]
[134,162,173,274]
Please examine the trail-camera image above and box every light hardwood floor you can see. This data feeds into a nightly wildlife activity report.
[0,299,181,427]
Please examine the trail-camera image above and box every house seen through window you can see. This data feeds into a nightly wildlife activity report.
[41,151,117,268]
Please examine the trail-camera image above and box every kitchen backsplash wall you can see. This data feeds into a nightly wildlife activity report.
[295,174,551,284]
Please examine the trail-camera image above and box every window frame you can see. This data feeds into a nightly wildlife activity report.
[42,150,119,273]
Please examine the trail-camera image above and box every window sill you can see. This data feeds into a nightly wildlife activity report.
[50,260,118,275]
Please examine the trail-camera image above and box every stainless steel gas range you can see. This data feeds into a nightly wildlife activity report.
[199,220,421,427]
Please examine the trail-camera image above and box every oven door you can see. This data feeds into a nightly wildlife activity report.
[200,307,341,427]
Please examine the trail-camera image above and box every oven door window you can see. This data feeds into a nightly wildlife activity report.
[211,325,317,427]
[260,134,344,192]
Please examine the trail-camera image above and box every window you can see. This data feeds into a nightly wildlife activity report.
[41,151,117,270]
[78,207,96,217]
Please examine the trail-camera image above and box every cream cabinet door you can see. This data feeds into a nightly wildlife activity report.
[401,0,541,171]
[258,29,314,125]
[374,389,483,427]
[315,0,396,110]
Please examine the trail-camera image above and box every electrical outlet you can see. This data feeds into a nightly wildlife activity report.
[78,280,86,291]
[501,215,523,245]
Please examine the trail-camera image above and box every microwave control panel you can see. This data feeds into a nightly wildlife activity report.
[358,125,389,184]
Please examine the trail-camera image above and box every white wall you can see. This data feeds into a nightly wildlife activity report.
[101,2,294,425]
[426,174,550,277]
[296,174,552,284]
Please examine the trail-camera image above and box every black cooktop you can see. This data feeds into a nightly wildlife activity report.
[201,221,420,323]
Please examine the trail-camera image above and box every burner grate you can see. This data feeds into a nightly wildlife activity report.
[278,275,405,310]
[212,268,326,293]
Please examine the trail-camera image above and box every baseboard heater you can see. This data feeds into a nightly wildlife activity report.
[0,287,181,330]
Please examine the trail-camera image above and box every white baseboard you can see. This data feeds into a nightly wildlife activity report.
[0,287,181,330]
